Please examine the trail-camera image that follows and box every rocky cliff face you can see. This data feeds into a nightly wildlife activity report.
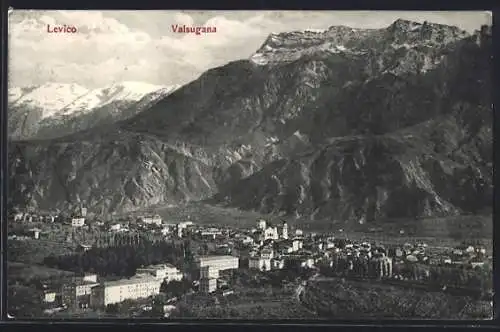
[8,20,492,221]
[9,131,217,214]
[215,111,492,222]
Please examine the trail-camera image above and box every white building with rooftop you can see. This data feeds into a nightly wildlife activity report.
[90,274,162,308]
[136,264,183,282]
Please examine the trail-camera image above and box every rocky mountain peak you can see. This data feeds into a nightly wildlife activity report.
[386,18,469,45]
[8,20,492,222]
[389,18,421,31]
[250,19,469,67]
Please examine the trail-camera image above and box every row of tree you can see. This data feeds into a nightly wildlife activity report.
[323,256,492,293]
[43,240,188,277]
[90,232,169,248]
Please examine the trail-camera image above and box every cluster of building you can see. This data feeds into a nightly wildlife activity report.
[386,241,489,269]
[323,239,490,281]
[7,227,42,240]
[13,213,56,224]
[30,216,491,314]
[247,220,305,271]
[234,219,489,281]
[42,255,242,309]
[189,219,319,274]
[448,243,488,268]
[42,264,183,309]
[194,255,240,294]
[325,241,394,279]
[103,219,194,238]
[11,207,88,227]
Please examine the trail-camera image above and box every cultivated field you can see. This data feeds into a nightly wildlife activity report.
[8,262,75,284]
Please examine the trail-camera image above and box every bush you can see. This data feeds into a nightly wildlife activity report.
[307,280,491,319]
[105,303,120,314]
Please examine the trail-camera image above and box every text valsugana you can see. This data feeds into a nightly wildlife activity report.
[171,24,217,35]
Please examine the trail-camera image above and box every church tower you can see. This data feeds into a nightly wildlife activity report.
[281,221,288,240]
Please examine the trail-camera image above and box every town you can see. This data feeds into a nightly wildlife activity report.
[7,207,493,319]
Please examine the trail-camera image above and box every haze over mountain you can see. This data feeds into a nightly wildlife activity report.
[8,82,179,140]
[8,20,492,223]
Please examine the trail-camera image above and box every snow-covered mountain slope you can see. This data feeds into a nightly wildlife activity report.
[59,81,170,116]
[8,81,179,140]
[11,83,90,119]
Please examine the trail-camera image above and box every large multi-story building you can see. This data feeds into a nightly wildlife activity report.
[83,273,98,283]
[62,278,100,308]
[136,264,183,282]
[249,257,271,271]
[292,238,303,251]
[256,219,267,230]
[261,248,274,259]
[177,221,193,238]
[200,266,219,279]
[264,225,279,240]
[90,275,162,308]
[43,290,57,303]
[199,278,217,294]
[271,258,285,270]
[71,217,85,227]
[199,228,222,240]
[194,255,239,273]
[140,215,162,225]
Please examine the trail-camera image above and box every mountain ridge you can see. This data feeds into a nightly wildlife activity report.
[7,20,492,222]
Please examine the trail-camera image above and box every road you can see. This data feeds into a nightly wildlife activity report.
[294,274,320,315]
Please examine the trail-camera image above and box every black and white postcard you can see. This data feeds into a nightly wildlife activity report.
[6,10,493,320]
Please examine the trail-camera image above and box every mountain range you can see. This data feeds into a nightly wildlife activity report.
[8,20,492,223]
[8,81,179,140]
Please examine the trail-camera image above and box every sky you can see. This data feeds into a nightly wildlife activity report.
[8,10,492,89]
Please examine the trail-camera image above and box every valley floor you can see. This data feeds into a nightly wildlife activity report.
[152,203,492,250]
[6,204,493,320]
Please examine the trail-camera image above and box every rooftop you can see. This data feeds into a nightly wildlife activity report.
[196,255,238,262]
[103,274,161,287]
[64,279,100,287]
[138,263,178,270]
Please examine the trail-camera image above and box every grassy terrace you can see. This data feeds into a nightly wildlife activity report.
[301,278,492,319]
[171,285,316,319]
[8,239,75,265]
[7,261,76,318]
[8,262,75,284]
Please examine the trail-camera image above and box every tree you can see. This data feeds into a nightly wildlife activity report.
[160,278,191,298]
[106,303,120,314]
[150,294,167,317]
